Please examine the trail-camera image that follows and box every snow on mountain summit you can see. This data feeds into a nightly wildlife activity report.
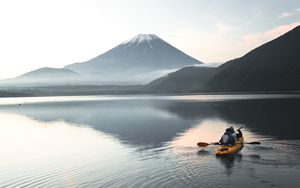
[122,34,160,46]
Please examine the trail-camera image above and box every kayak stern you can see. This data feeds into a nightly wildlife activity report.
[215,137,244,155]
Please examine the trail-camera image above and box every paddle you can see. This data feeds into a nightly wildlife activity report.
[246,141,261,145]
[237,126,244,131]
[197,142,221,147]
[197,141,261,147]
[197,142,210,147]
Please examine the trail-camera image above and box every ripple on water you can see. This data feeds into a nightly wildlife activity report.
[2,140,300,187]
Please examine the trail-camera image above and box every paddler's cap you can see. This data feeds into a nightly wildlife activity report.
[226,127,234,133]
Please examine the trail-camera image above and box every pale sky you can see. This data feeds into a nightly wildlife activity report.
[0,0,300,79]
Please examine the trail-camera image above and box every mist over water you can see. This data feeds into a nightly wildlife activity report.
[0,94,300,187]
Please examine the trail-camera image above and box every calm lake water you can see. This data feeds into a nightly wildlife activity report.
[0,94,300,188]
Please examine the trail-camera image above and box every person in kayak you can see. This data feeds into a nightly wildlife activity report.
[219,127,243,145]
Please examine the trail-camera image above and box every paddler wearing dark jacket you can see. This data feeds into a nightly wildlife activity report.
[219,126,243,145]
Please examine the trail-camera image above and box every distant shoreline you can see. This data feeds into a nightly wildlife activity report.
[1,85,300,98]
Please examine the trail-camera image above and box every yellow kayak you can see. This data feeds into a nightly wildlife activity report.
[215,137,244,155]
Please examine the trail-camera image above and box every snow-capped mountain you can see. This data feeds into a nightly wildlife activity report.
[65,34,202,84]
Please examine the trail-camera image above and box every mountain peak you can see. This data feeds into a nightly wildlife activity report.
[122,34,160,45]
[65,33,202,84]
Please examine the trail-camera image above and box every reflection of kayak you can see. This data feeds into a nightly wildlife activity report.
[215,137,244,155]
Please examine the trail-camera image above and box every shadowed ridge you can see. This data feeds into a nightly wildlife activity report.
[206,25,300,92]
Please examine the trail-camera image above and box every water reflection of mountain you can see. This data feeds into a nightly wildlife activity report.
[1,97,299,149]
[165,98,300,140]
[0,100,198,149]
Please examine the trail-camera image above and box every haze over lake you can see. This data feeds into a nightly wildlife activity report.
[1,94,300,187]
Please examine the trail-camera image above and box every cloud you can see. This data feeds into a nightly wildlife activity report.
[241,22,300,49]
[278,12,294,19]
[265,22,300,38]
[168,22,300,64]
[278,8,300,19]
